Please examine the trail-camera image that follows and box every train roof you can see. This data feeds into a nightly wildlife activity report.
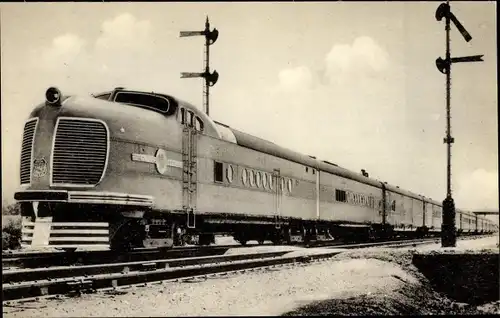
[228,127,429,200]
[40,88,443,203]
[228,127,385,188]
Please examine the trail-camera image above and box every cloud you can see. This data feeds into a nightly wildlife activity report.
[27,13,164,95]
[456,169,499,211]
[325,36,389,82]
[261,36,446,200]
[95,13,153,53]
[275,36,390,93]
[278,66,313,91]
[39,33,87,69]
[270,35,401,147]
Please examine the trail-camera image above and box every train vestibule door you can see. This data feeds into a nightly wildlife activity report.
[273,169,282,229]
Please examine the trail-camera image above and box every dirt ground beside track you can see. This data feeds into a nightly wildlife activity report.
[284,243,499,316]
[3,236,499,317]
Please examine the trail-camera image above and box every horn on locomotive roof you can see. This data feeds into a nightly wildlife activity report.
[45,87,62,107]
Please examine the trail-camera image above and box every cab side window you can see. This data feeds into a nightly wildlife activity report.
[187,111,194,127]
[195,117,204,132]
[179,108,186,124]
[178,108,204,132]
[95,93,111,100]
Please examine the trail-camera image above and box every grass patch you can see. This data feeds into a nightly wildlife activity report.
[2,203,22,250]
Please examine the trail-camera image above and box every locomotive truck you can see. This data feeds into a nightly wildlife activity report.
[15,87,497,250]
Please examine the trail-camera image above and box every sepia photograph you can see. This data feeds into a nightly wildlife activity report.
[1,1,498,316]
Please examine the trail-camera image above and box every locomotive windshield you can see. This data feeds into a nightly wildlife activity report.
[92,90,176,115]
[115,92,172,113]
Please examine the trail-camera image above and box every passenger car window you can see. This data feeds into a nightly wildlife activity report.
[214,161,223,183]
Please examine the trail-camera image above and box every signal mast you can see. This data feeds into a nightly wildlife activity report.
[435,0,483,247]
[180,16,219,116]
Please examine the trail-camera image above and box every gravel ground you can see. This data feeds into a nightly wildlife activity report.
[3,235,499,317]
[417,235,499,252]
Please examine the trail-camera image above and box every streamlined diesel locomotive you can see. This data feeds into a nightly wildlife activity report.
[15,87,497,250]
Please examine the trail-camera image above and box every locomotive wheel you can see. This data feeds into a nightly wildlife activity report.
[271,235,282,245]
[109,218,143,251]
[199,234,214,246]
[367,226,376,242]
[285,227,292,244]
[302,226,310,244]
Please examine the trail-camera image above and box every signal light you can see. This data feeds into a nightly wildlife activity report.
[45,87,62,106]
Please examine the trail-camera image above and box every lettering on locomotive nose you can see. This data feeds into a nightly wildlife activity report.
[32,157,48,178]
[131,149,182,175]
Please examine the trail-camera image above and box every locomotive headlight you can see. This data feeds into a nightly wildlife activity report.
[45,87,62,106]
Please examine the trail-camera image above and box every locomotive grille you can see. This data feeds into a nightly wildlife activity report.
[51,118,109,186]
[20,119,38,184]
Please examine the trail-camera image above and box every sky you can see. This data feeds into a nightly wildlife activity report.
[1,2,498,222]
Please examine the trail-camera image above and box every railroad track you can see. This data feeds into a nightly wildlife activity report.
[1,244,260,269]
[2,233,489,270]
[3,236,479,302]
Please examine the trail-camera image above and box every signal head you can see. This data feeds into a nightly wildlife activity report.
[207,28,219,45]
[207,70,219,86]
[435,57,449,74]
[435,3,449,22]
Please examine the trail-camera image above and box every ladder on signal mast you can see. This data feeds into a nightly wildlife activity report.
[182,124,197,229]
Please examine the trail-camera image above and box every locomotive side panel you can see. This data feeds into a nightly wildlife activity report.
[103,140,184,210]
[318,171,381,224]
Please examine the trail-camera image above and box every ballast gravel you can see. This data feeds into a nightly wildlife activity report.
[3,235,499,317]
